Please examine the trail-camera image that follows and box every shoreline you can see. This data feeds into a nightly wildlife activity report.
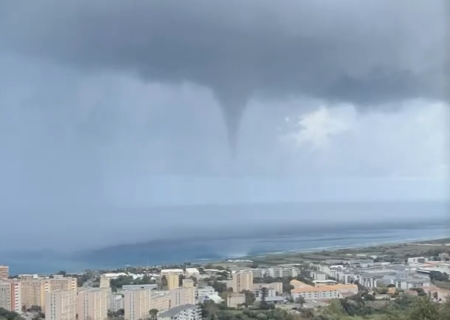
[7,235,450,275]
[212,236,450,265]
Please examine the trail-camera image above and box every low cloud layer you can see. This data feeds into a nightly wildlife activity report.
[0,0,448,148]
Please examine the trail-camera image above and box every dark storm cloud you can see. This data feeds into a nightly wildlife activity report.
[0,0,448,149]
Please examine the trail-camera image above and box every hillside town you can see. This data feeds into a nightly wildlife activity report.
[1,249,450,320]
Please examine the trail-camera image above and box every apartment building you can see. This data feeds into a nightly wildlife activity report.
[231,270,253,293]
[0,266,9,280]
[290,280,358,300]
[48,276,77,292]
[226,293,245,308]
[99,275,110,289]
[18,274,39,280]
[195,286,216,302]
[252,283,282,301]
[20,277,77,312]
[182,279,194,288]
[184,268,200,278]
[124,288,152,320]
[161,269,184,277]
[151,291,171,313]
[167,273,180,290]
[45,290,77,320]
[0,281,21,313]
[310,271,328,281]
[121,283,158,291]
[21,279,48,310]
[77,288,108,320]
[266,267,299,278]
[108,293,124,312]
[158,304,201,320]
[170,287,195,308]
[252,282,283,295]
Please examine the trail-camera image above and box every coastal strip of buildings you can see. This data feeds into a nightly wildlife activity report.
[0,266,204,320]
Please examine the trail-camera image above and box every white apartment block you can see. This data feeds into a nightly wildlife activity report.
[108,293,124,312]
[265,267,300,278]
[77,288,108,320]
[45,290,77,320]
[158,304,201,320]
[195,286,216,302]
[184,268,200,278]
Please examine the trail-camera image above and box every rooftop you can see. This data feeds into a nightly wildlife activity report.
[158,304,198,318]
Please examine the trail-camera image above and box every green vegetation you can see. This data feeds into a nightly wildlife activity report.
[149,308,159,320]
[200,294,450,320]
[110,275,156,292]
[107,309,125,320]
[247,241,450,266]
[0,308,24,320]
[253,275,312,294]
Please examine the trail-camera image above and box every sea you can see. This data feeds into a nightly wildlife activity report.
[2,201,449,274]
[3,222,450,275]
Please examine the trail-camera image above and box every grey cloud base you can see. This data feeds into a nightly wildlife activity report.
[0,0,448,150]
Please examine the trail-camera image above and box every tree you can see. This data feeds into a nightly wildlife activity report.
[149,308,158,320]
[178,274,185,287]
[211,280,227,293]
[160,275,168,289]
[407,296,440,320]
[440,297,450,319]
[430,271,449,282]
[323,299,346,320]
[242,290,256,306]
[201,301,219,319]
[295,296,305,307]
[0,308,24,320]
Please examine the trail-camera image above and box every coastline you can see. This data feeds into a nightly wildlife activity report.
[211,236,450,266]
[5,227,450,274]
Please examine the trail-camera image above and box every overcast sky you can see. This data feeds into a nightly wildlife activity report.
[0,0,449,250]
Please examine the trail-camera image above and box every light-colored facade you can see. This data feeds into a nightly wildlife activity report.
[20,277,77,312]
[45,290,77,320]
[252,282,282,295]
[77,288,108,320]
[231,270,253,293]
[226,293,245,308]
[161,269,184,277]
[108,293,124,312]
[182,279,194,288]
[184,268,200,278]
[158,304,201,320]
[170,287,195,308]
[167,273,180,290]
[99,275,110,289]
[151,291,171,312]
[290,280,358,300]
[121,284,158,291]
[124,288,152,320]
[21,279,48,310]
[0,266,9,280]
[48,276,77,292]
[266,267,299,278]
[0,281,21,313]
[310,271,328,281]
[195,286,216,302]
